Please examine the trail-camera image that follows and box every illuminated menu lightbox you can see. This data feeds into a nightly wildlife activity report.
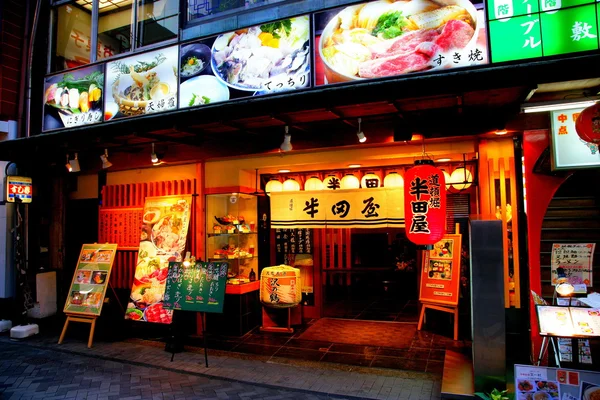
[487,0,600,62]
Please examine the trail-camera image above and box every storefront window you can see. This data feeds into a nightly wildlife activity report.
[52,0,179,72]
[53,3,93,71]
[137,0,179,47]
[187,0,279,22]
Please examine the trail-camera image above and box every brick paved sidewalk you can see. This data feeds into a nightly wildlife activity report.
[0,336,441,400]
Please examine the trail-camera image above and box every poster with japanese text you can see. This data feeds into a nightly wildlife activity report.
[550,108,600,170]
[105,46,178,121]
[179,15,310,109]
[487,0,600,63]
[515,365,600,400]
[125,195,192,324]
[42,64,104,131]
[419,233,461,306]
[551,243,594,286]
[313,0,488,86]
[163,261,228,313]
[64,243,117,316]
[270,187,404,228]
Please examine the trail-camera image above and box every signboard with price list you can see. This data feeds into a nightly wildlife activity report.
[5,176,33,203]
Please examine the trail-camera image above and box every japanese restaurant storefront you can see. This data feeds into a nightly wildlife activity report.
[1,0,599,380]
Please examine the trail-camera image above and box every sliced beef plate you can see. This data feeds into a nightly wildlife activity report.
[359,42,440,78]
[434,19,475,52]
[369,29,439,59]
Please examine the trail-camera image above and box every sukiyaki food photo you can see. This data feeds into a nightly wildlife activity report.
[319,0,481,82]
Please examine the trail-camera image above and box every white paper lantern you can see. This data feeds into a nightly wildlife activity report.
[361,172,381,188]
[450,167,473,191]
[323,174,340,190]
[442,170,452,191]
[282,178,301,191]
[265,179,282,196]
[304,176,324,191]
[383,172,404,188]
[340,173,360,189]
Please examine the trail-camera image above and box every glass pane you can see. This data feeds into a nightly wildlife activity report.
[54,3,92,71]
[187,0,276,22]
[98,0,134,60]
[137,0,179,47]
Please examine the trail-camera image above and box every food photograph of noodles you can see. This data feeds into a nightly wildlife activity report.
[314,0,488,85]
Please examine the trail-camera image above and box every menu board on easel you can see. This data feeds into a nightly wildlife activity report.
[419,234,462,306]
[64,243,117,316]
[163,261,228,313]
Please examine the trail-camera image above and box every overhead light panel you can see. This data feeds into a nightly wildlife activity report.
[100,149,112,169]
[69,153,81,172]
[151,143,159,164]
[65,154,72,172]
[357,118,367,143]
[522,99,598,113]
[280,126,292,152]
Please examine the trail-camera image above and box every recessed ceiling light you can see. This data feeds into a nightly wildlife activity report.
[278,169,291,173]
[436,158,452,162]
[495,129,508,135]
[348,164,361,168]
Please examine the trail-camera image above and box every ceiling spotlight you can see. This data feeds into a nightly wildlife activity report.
[151,143,159,164]
[100,149,112,169]
[357,118,367,143]
[65,154,72,172]
[280,126,292,152]
[69,153,81,172]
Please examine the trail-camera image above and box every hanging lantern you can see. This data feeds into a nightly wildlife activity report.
[575,102,600,144]
[404,160,446,248]
[361,172,381,188]
[449,167,473,191]
[323,174,341,190]
[340,173,360,189]
[282,178,300,191]
[383,172,404,188]
[265,179,282,196]
[304,176,324,191]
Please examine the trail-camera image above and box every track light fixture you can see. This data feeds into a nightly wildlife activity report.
[65,154,72,172]
[280,126,292,152]
[69,153,81,172]
[151,143,159,164]
[100,149,112,169]
[357,118,367,143]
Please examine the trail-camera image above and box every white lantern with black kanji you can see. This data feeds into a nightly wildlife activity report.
[361,172,381,188]
[323,174,341,190]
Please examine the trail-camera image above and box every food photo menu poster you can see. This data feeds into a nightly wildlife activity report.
[64,243,117,316]
[179,15,311,109]
[104,46,178,121]
[313,0,489,86]
[419,234,462,306]
[125,195,192,324]
[42,64,104,131]
[515,365,600,400]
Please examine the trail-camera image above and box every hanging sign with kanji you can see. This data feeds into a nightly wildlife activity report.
[404,162,446,246]
[5,176,33,203]
[270,188,404,228]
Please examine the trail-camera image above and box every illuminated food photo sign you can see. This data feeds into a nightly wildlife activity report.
[487,0,600,62]
[42,64,104,131]
[313,0,489,86]
[179,15,311,108]
[104,45,178,121]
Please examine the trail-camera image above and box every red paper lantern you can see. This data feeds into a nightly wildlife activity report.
[575,102,600,144]
[404,160,446,248]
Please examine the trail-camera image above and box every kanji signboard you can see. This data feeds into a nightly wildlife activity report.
[6,176,33,203]
[550,107,600,170]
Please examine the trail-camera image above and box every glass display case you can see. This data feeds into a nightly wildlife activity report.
[206,193,258,283]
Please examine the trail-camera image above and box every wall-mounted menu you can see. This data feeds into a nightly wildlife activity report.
[64,243,117,316]
[179,15,310,109]
[105,46,178,121]
[163,261,228,313]
[43,64,104,131]
[537,305,600,337]
[419,234,462,306]
[551,243,595,286]
[275,228,313,265]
